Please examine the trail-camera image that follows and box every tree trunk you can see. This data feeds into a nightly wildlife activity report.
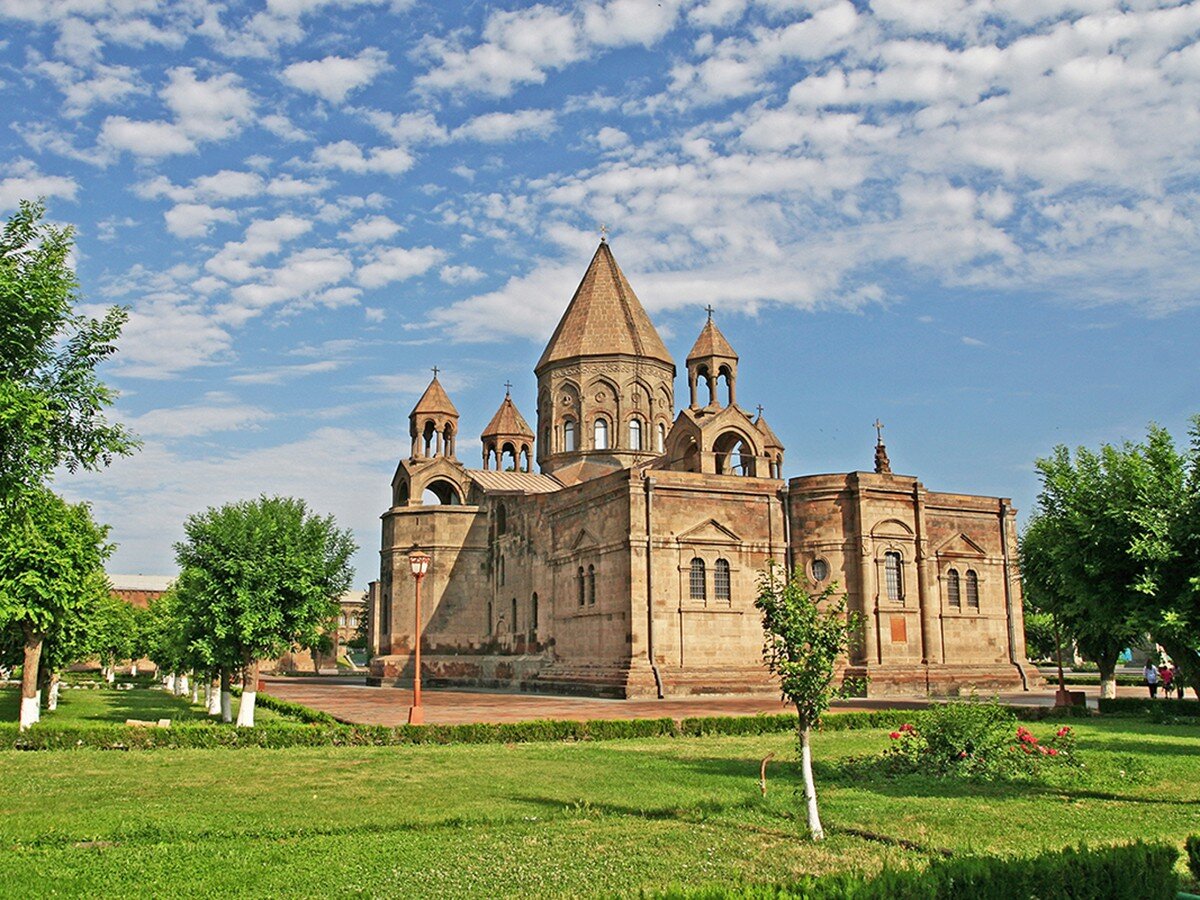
[166,673,177,694]
[313,649,321,675]
[798,721,824,841]
[207,678,221,715]
[190,675,199,704]
[130,662,138,677]
[105,665,115,684]
[220,667,232,723]
[47,672,61,712]
[177,672,189,697]
[19,631,43,731]
[236,659,259,728]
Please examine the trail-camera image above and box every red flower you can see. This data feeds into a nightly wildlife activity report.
[958,750,968,758]
[899,723,915,733]
[1056,727,1070,737]
[889,731,901,739]
[1047,748,1059,756]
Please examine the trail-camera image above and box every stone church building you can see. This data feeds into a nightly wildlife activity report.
[367,241,1034,698]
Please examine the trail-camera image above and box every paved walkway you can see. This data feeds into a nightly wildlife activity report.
[260,675,1159,726]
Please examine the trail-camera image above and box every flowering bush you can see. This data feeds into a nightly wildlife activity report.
[879,697,1079,780]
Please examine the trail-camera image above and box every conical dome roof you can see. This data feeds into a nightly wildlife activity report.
[410,375,458,418]
[536,241,673,372]
[482,393,534,439]
[687,317,738,364]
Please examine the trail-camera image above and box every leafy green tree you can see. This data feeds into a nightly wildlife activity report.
[88,593,137,683]
[755,565,859,841]
[174,496,356,726]
[0,199,137,508]
[1130,418,1200,698]
[0,489,112,729]
[1022,443,1146,698]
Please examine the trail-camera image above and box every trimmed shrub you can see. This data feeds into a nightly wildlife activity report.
[646,841,1179,899]
[1187,834,1200,883]
[1098,698,1200,717]
[255,692,339,725]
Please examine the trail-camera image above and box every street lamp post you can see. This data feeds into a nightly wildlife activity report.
[408,550,431,724]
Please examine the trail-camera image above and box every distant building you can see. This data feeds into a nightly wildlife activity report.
[368,240,1036,698]
[108,573,174,609]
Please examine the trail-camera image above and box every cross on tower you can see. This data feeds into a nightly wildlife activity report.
[504,380,512,396]
[704,304,715,321]
[431,365,440,379]
[599,223,608,242]
[874,418,885,444]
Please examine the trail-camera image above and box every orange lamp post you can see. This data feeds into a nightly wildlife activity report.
[408,550,431,724]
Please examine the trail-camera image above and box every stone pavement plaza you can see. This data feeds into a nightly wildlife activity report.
[261,675,1156,726]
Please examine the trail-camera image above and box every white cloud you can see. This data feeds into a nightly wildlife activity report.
[205,215,314,282]
[222,246,354,323]
[99,116,195,157]
[164,203,237,238]
[356,245,446,288]
[0,159,79,209]
[439,264,485,285]
[312,140,413,174]
[338,215,403,243]
[229,360,343,385]
[452,109,557,142]
[128,401,273,438]
[281,47,388,103]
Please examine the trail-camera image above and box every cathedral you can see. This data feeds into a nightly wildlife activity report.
[366,240,1034,698]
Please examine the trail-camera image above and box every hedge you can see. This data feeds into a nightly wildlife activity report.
[1097,697,1200,717]
[647,840,1180,899]
[1187,834,1200,883]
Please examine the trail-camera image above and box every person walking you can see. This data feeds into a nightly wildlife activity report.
[1144,661,1160,698]
[1161,664,1174,698]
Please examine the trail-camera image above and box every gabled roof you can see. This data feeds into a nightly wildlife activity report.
[686,317,738,364]
[536,241,673,371]
[481,394,534,440]
[755,412,783,449]
[467,470,562,494]
[410,375,458,418]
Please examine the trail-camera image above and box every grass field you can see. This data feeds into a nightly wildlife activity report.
[0,685,282,726]
[0,713,1197,897]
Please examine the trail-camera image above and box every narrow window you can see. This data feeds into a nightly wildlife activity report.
[496,503,507,535]
[947,569,961,608]
[657,423,666,452]
[629,418,642,451]
[531,593,538,634]
[511,597,518,632]
[587,564,596,605]
[564,418,577,452]
[594,418,609,450]
[499,555,505,586]
[690,558,707,602]
[884,551,903,603]
[714,558,731,603]
[966,570,979,609]
[577,566,585,607]
[486,601,492,635]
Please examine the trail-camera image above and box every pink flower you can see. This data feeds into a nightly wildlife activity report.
[1047,748,1059,757]
[899,723,915,733]
[1056,727,1070,737]
[889,732,901,739]
[958,750,968,758]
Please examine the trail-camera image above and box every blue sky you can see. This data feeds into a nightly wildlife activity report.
[3,0,1199,586]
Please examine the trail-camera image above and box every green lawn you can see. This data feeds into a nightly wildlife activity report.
[0,686,283,726]
[0,717,1196,897]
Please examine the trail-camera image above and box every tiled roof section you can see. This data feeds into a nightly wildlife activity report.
[755,413,783,449]
[481,395,534,439]
[467,470,562,493]
[686,318,738,364]
[108,573,175,592]
[536,241,673,371]
[410,376,458,418]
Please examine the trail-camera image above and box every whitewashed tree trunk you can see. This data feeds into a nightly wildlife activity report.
[177,673,189,696]
[799,724,824,841]
[190,676,199,704]
[1100,676,1117,699]
[236,660,259,728]
[207,680,221,715]
[130,663,138,677]
[47,674,61,711]
[105,666,115,684]
[19,631,43,731]
[220,667,233,723]
[166,673,177,694]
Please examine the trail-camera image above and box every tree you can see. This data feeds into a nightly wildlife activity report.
[174,496,356,727]
[1130,418,1200,698]
[1021,442,1146,698]
[0,199,137,508]
[755,565,859,841]
[0,489,112,729]
[88,593,137,683]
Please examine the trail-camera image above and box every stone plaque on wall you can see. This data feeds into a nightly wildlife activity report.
[889,615,907,644]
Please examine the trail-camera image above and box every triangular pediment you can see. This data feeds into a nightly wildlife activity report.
[935,532,987,557]
[676,518,742,545]
[571,528,598,550]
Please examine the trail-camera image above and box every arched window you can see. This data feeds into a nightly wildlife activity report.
[884,551,903,603]
[422,479,461,506]
[577,566,585,607]
[657,423,666,453]
[531,593,538,634]
[496,503,507,535]
[511,597,518,632]
[593,418,609,450]
[811,558,829,582]
[690,558,707,602]
[499,555,505,586]
[947,568,961,607]
[629,418,642,451]
[564,418,577,452]
[714,558,731,603]
[587,564,596,605]
[966,570,979,609]
[486,601,493,635]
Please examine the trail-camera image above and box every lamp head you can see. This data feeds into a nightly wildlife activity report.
[409,551,431,577]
